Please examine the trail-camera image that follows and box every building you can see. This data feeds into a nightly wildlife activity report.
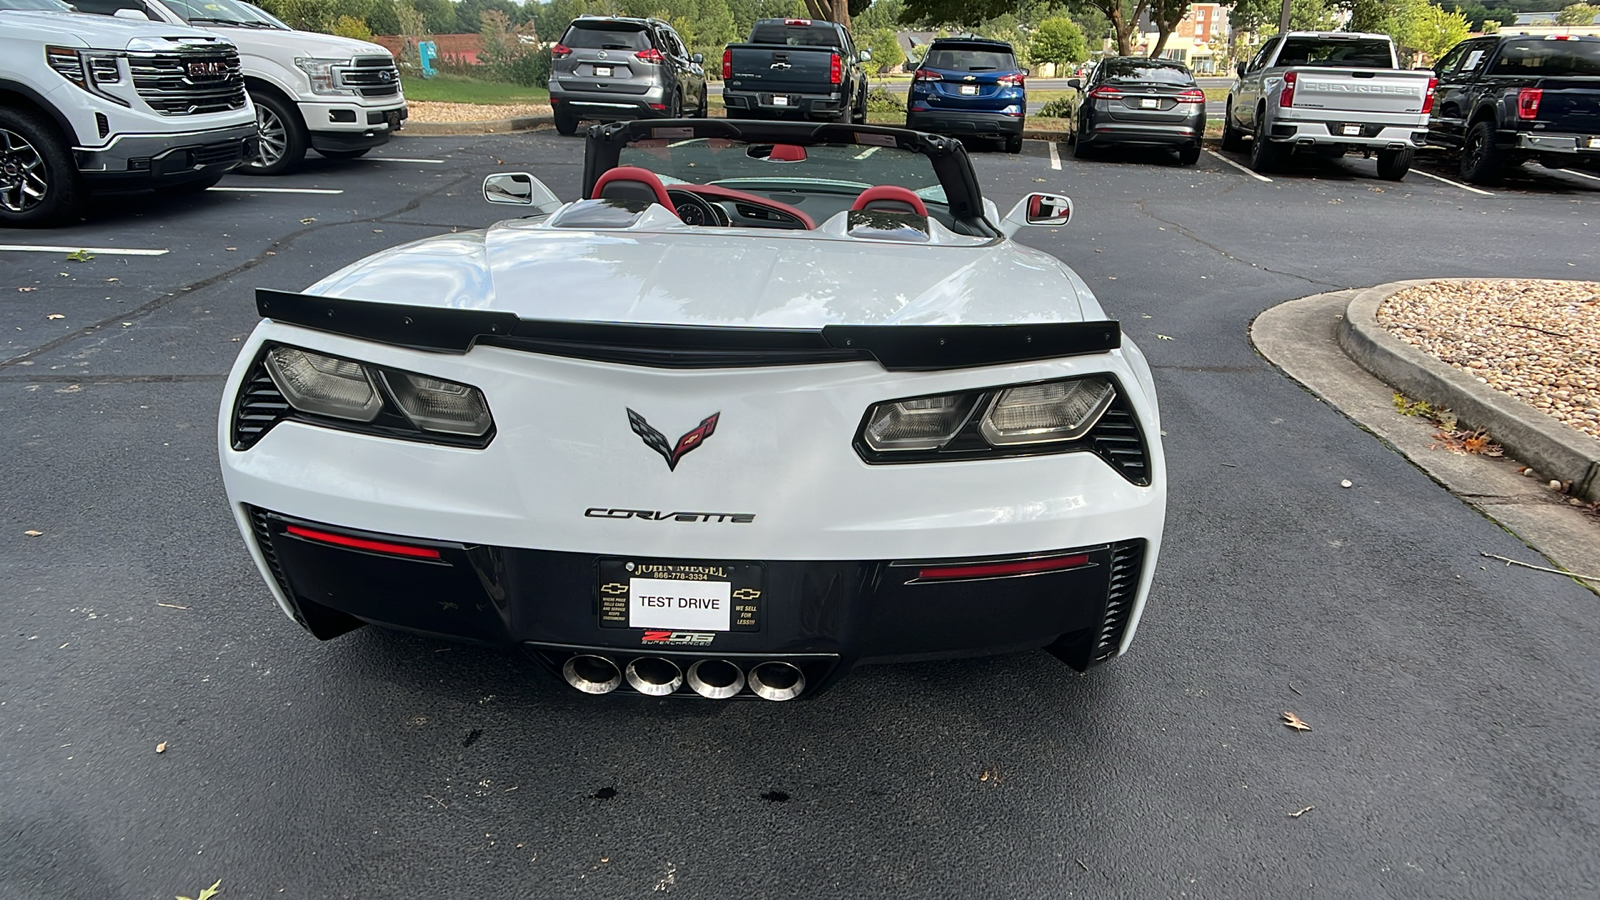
[1136,3,1229,74]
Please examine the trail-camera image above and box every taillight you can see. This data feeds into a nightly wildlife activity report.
[1176,88,1205,104]
[551,43,571,58]
[1518,87,1542,119]
[917,553,1091,582]
[635,48,664,65]
[1422,76,1438,115]
[1280,71,1297,107]
[1087,85,1121,100]
[785,18,812,25]
[997,73,1024,87]
[722,48,732,80]
[830,52,841,85]
[912,69,942,82]
[284,525,443,560]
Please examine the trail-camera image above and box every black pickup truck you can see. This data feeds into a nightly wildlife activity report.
[720,18,869,122]
[1427,33,1600,182]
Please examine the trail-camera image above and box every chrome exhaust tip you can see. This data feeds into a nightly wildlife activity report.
[747,661,805,702]
[625,656,684,696]
[562,654,622,695]
[685,659,745,700]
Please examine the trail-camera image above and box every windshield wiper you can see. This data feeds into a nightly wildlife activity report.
[187,16,264,26]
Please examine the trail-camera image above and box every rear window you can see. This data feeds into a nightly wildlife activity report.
[749,21,843,48]
[923,45,1017,72]
[561,22,650,52]
[1275,38,1393,68]
[1098,59,1194,85]
[1490,39,1600,77]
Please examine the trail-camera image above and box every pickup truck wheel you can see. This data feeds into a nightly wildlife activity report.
[1219,103,1245,152]
[554,105,579,135]
[1459,121,1506,184]
[1248,115,1282,173]
[1375,147,1413,181]
[851,88,867,125]
[242,91,306,176]
[0,109,84,228]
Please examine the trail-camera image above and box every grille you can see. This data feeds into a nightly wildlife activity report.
[231,359,291,450]
[246,506,296,603]
[341,59,401,97]
[1094,539,1146,662]
[129,49,246,115]
[1088,401,1150,486]
[194,140,244,166]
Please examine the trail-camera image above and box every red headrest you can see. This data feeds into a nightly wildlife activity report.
[590,166,675,212]
[850,185,928,216]
[769,143,807,162]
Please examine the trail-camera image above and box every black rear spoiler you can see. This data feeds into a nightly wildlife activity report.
[256,289,1121,372]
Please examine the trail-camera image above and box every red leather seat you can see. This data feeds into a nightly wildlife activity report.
[850,185,928,216]
[589,166,675,211]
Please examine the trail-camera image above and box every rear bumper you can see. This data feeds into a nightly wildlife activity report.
[551,83,667,120]
[722,89,844,119]
[1082,120,1202,147]
[906,108,1024,137]
[74,122,257,187]
[242,504,1150,698]
[1267,119,1424,148]
[1516,131,1600,155]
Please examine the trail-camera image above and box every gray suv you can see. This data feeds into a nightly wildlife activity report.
[549,17,708,135]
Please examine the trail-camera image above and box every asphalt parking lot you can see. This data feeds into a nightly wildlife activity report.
[3,131,1597,899]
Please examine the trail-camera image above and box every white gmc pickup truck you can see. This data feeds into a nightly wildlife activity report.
[1222,32,1436,180]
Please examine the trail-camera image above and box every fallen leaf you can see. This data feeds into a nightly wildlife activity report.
[1340,479,1353,488]
[46,314,64,320]
[65,249,94,262]
[300,217,316,224]
[1289,805,1315,818]
[18,286,37,292]
[24,530,43,537]
[106,277,119,282]
[1282,711,1312,732]
[156,602,189,610]
[225,247,236,251]
[1155,334,1174,341]
[176,878,222,900]
[156,741,167,753]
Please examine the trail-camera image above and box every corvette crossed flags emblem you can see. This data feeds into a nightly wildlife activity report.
[627,409,720,471]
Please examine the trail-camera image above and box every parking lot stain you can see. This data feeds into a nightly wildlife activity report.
[591,786,618,800]
[461,728,482,748]
[760,790,790,803]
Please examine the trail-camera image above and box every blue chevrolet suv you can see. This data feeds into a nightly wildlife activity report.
[904,37,1026,153]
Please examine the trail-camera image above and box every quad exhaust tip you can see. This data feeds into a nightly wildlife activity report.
[563,654,622,695]
[686,659,745,700]
[625,656,684,697]
[748,661,805,702]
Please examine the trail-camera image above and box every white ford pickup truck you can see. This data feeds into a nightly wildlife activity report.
[1222,32,1436,180]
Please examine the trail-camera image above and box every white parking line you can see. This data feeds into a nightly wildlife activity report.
[1207,150,1272,183]
[1410,169,1494,196]
[0,244,168,256]
[1047,140,1061,170]
[1555,167,1600,183]
[208,186,344,194]
[367,157,447,164]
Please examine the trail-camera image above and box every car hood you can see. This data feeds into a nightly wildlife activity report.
[0,10,226,48]
[304,220,1094,328]
[212,25,390,59]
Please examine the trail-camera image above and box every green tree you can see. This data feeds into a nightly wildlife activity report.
[864,28,906,72]
[1556,3,1600,24]
[1149,0,1186,57]
[1396,2,1471,63]
[1031,16,1088,66]
[330,14,373,39]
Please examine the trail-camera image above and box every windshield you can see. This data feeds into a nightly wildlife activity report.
[619,137,948,207]
[0,0,74,10]
[161,0,283,27]
[1491,39,1600,77]
[924,46,1016,72]
[1099,59,1194,84]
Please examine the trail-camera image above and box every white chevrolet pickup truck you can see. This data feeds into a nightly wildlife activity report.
[73,0,407,174]
[1,0,257,227]
[1222,32,1436,180]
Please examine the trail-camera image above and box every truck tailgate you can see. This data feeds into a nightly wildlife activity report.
[1285,67,1433,116]
[1532,77,1600,135]
[726,44,837,94]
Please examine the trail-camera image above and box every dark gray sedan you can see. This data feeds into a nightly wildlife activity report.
[1069,57,1206,165]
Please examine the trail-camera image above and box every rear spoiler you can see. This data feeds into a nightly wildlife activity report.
[256,289,1121,372]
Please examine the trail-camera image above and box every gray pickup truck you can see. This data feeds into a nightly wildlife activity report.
[720,18,868,122]
[1222,32,1436,180]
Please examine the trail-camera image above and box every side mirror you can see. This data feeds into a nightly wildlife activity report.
[1236,61,1247,77]
[860,48,872,62]
[482,172,561,213]
[691,52,703,63]
[1001,191,1072,237]
[1066,78,1081,91]
[113,7,151,19]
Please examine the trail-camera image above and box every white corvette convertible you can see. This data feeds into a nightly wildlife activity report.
[219,120,1166,701]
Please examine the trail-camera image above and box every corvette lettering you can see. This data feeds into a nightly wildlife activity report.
[585,508,755,523]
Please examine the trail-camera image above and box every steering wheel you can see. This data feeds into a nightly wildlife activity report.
[667,189,726,227]
[673,184,815,230]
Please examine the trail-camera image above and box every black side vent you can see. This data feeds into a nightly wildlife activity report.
[95,113,109,138]
[1095,539,1146,662]
[1088,400,1150,486]
[231,359,291,450]
[246,506,296,603]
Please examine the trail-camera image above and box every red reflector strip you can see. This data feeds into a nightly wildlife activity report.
[918,554,1090,581]
[285,525,442,559]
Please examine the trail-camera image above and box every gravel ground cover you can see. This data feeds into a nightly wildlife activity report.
[1379,279,1600,441]
[407,100,552,122]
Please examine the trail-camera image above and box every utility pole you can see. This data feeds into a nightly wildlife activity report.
[1279,0,1292,33]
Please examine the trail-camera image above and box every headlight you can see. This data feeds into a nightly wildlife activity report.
[979,378,1114,445]
[46,46,129,105]
[295,57,354,95]
[257,345,493,440]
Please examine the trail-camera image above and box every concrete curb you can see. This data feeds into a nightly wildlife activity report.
[1336,279,1600,501]
[402,115,553,135]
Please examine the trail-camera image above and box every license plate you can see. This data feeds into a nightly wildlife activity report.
[772,95,789,106]
[1343,125,1361,136]
[1589,137,1600,149]
[595,66,612,77]
[959,85,978,95]
[1140,98,1158,108]
[598,559,762,633]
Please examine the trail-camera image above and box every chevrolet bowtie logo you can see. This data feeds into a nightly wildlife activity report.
[732,588,760,600]
[600,582,628,595]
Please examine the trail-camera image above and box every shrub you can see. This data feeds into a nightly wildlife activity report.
[1037,96,1076,118]
[480,9,550,87]
[330,15,372,42]
[866,87,904,113]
